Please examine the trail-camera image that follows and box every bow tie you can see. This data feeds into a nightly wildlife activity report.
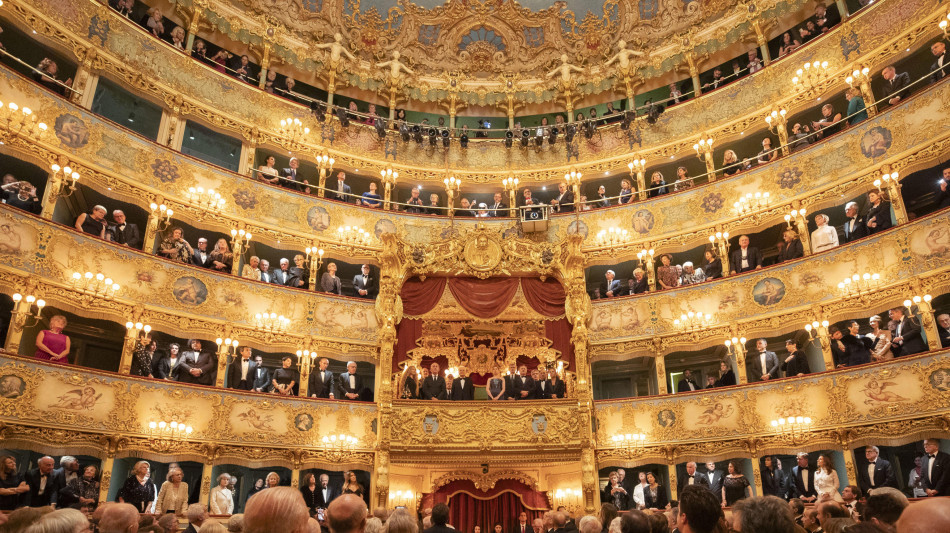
[869,461,876,465]
[930,454,937,459]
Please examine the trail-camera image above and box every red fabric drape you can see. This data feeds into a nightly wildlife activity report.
[401,277,447,315]
[424,479,548,533]
[447,278,520,318]
[519,278,566,317]
[545,318,574,370]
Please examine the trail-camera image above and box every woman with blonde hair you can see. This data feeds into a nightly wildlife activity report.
[265,472,281,488]
[209,238,234,272]
[722,150,741,176]
[22,507,90,533]
[170,26,186,51]
[868,315,893,361]
[117,460,156,513]
[35,315,70,364]
[365,517,384,533]
[243,486,309,533]
[200,520,229,533]
[210,472,235,515]
[777,228,804,263]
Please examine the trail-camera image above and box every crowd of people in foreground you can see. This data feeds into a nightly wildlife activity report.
[2,477,948,533]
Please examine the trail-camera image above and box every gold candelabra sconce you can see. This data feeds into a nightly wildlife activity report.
[873,170,899,192]
[564,167,583,202]
[296,349,318,374]
[149,203,174,232]
[596,227,630,247]
[389,490,419,510]
[674,311,714,332]
[71,271,120,299]
[724,336,747,359]
[804,320,831,351]
[693,135,716,180]
[321,433,358,461]
[770,415,813,445]
[229,228,252,264]
[443,366,459,378]
[444,175,461,216]
[185,186,225,212]
[316,151,336,197]
[940,12,950,35]
[125,321,151,341]
[49,164,79,200]
[734,192,771,215]
[0,100,48,139]
[792,60,830,89]
[380,166,398,210]
[838,272,881,297]
[147,419,194,451]
[628,156,647,199]
[502,174,520,217]
[12,293,46,329]
[279,117,310,153]
[553,488,583,515]
[636,247,655,265]
[254,312,289,333]
[611,432,647,455]
[708,231,731,273]
[305,244,325,269]
[764,107,790,157]
[904,294,933,315]
[845,66,871,88]
[215,337,240,363]
[337,225,372,245]
[784,207,808,228]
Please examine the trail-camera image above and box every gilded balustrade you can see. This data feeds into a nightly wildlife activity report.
[0,0,942,181]
[1,61,948,260]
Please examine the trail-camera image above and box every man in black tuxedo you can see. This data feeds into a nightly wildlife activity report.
[308,357,334,399]
[551,182,574,213]
[337,361,362,400]
[488,192,508,217]
[881,65,911,106]
[931,42,947,84]
[514,365,535,400]
[842,321,873,365]
[539,371,566,399]
[729,235,763,274]
[677,369,699,393]
[228,346,257,391]
[24,456,56,507]
[922,438,950,496]
[178,340,216,386]
[192,237,212,268]
[888,307,927,356]
[332,171,352,202]
[450,366,474,401]
[937,314,950,349]
[857,446,897,496]
[352,264,377,299]
[49,456,78,508]
[251,354,270,393]
[750,338,780,381]
[272,258,293,286]
[790,452,818,503]
[683,462,710,489]
[281,157,309,193]
[601,270,622,298]
[315,473,338,508]
[504,363,518,400]
[420,362,447,400]
[703,462,723,503]
[106,210,141,249]
[842,202,868,243]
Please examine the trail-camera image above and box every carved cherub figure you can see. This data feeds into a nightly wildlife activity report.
[605,39,644,73]
[546,53,584,87]
[315,32,356,67]
[376,50,414,84]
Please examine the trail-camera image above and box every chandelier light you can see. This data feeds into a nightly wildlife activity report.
[254,312,290,333]
[72,271,120,299]
[596,227,630,246]
[838,272,881,296]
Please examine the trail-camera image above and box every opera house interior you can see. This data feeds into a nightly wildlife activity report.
[0,0,949,531]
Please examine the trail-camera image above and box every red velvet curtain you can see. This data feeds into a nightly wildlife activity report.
[424,479,548,533]
[519,278,565,317]
[448,278,520,318]
[395,278,448,372]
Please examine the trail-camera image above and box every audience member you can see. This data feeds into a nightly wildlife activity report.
[321,262,343,295]
[360,183,382,208]
[155,467,188,516]
[601,270,621,298]
[732,496,795,533]
[116,460,155,514]
[896,497,950,533]
[858,446,897,497]
[178,339,215,386]
[1,178,40,214]
[865,190,892,234]
[790,123,811,152]
[715,361,737,387]
[846,88,868,127]
[811,214,839,252]
[105,210,141,248]
[257,156,281,185]
[888,306,925,356]
[281,158,308,193]
[327,494,367,533]
[679,262,704,285]
[98,502,140,533]
[271,356,298,396]
[676,370,698,393]
[337,361,363,400]
[864,488,908,532]
[777,229,804,263]
[842,202,868,242]
[210,473,234,515]
[405,188,425,213]
[750,339,779,381]
[33,58,72,96]
[811,104,843,139]
[656,254,678,290]
[289,254,309,289]
[676,485,720,533]
[817,501,854,532]
[937,167,950,209]
[782,339,810,377]
[921,438,949,496]
[158,227,194,263]
[730,235,762,274]
[243,486,313,533]
[790,452,817,503]
[353,264,377,298]
[74,205,107,238]
[34,315,70,364]
[648,172,668,198]
[881,66,911,106]
[778,32,801,57]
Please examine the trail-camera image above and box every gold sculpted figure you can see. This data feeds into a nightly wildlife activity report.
[377,50,415,85]
[315,32,357,69]
[604,39,644,75]
[546,53,584,89]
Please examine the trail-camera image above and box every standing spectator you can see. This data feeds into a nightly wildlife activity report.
[153,342,182,381]
[730,235,762,274]
[64,464,100,511]
[618,179,634,205]
[333,172,352,203]
[210,474,234,515]
[601,270,621,298]
[287,254,310,290]
[117,461,156,514]
[257,155,281,185]
[106,210,141,248]
[845,88,868,127]
[178,339,215,385]
[656,254,678,290]
[35,315,70,364]
[1,179,40,214]
[715,361,737,387]
[778,32,801,57]
[810,214,839,253]
[760,457,785,498]
[170,26,186,51]
[360,183,383,208]
[155,467,189,516]
[777,229,804,263]
[811,104,843,139]
[24,456,56,507]
[676,485,722,533]
[271,356,298,396]
[0,455,28,511]
[141,8,165,38]
[281,157,308,193]
[865,190,892,234]
[673,167,694,191]
[321,262,343,295]
[722,461,751,507]
[243,256,262,281]
[405,188,425,213]
[932,41,948,83]
[75,205,108,238]
[881,65,911,106]
[937,167,950,209]
[922,438,950,496]
[782,339,810,377]
[33,58,72,96]
[789,123,811,152]
[209,238,234,272]
[757,138,777,165]
[815,3,841,32]
[352,264,377,298]
[842,201,868,242]
[747,50,763,74]
[722,150,741,176]
[857,446,897,496]
[702,250,722,280]
[158,227,194,264]
[130,333,155,377]
[647,172,668,198]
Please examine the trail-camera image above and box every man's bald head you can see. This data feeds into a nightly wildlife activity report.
[98,502,140,533]
[327,494,368,533]
[897,498,950,533]
[554,512,567,528]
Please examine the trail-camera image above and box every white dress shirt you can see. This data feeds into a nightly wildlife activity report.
[240,358,250,380]
[868,462,877,487]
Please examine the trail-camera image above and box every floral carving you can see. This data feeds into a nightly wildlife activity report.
[232,189,258,210]
[777,167,804,189]
[700,192,725,213]
[151,159,179,183]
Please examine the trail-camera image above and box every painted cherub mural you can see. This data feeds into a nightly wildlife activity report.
[697,402,735,425]
[860,379,910,405]
[50,387,101,410]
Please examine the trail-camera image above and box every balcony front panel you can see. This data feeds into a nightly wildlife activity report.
[588,208,950,349]
[4,0,940,177]
[2,64,947,253]
[0,207,379,350]
[0,354,377,466]
[594,350,950,462]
